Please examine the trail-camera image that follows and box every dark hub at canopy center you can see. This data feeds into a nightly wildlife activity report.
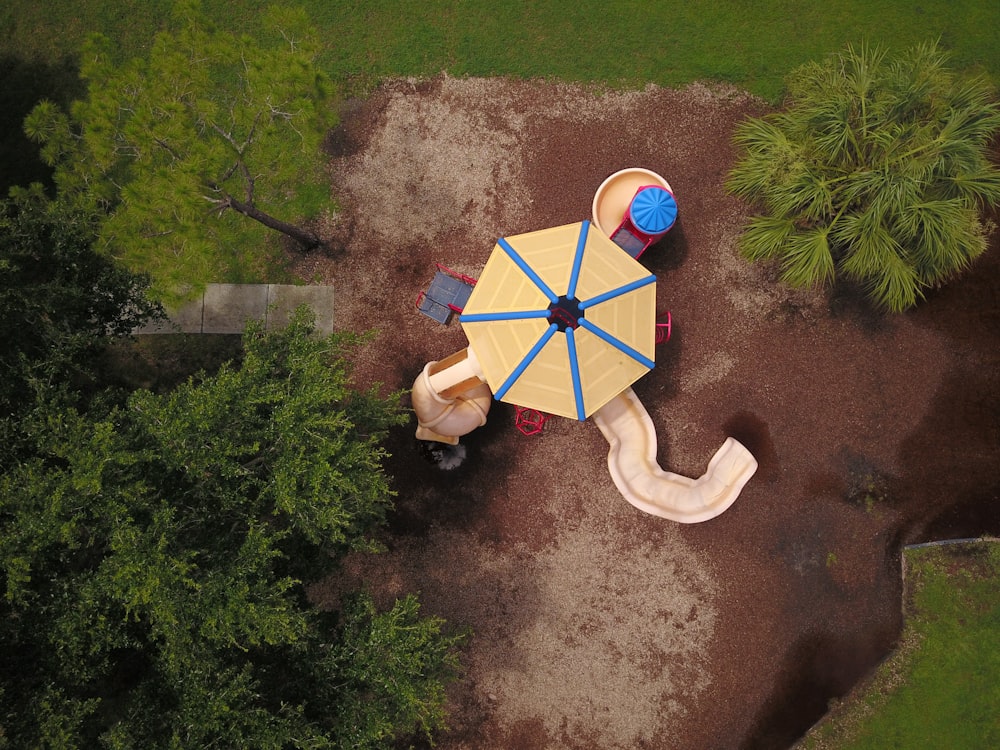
[547,295,583,331]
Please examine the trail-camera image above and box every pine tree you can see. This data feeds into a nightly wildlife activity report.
[25,0,336,303]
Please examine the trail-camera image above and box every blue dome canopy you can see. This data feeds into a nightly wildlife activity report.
[629,187,677,235]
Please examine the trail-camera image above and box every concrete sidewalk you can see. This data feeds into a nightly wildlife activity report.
[135,283,335,335]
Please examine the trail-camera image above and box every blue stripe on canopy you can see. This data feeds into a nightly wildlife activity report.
[578,319,655,370]
[565,327,586,420]
[459,309,550,323]
[498,237,560,304]
[578,274,656,310]
[494,322,559,400]
[566,220,589,301]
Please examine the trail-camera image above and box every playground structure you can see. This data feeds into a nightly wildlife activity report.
[410,169,756,523]
[415,263,477,325]
[592,388,757,523]
[411,347,492,445]
[592,168,677,259]
[460,221,656,421]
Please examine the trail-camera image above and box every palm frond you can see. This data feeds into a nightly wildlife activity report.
[732,116,791,155]
[945,166,1000,206]
[893,198,959,243]
[868,170,921,225]
[932,109,994,167]
[839,217,899,280]
[763,163,818,217]
[809,101,861,166]
[785,59,836,104]
[727,117,802,201]
[945,75,1000,125]
[738,216,796,262]
[910,204,988,281]
[885,41,950,116]
[838,168,889,210]
[778,227,836,288]
[829,203,883,256]
[841,42,887,102]
[868,260,921,313]
[788,168,835,223]
[837,220,920,311]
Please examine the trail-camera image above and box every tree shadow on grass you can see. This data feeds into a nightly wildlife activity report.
[0,54,82,197]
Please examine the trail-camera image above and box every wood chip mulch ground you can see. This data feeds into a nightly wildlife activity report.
[301,76,1000,750]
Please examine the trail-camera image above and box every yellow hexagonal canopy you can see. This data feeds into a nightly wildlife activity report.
[460,221,656,420]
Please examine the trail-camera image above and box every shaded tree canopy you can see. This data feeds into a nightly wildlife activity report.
[25,0,337,303]
[0,53,82,196]
[0,186,161,451]
[0,311,467,748]
[726,41,1000,312]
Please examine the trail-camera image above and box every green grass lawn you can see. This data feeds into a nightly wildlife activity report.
[3,1,998,197]
[798,541,1000,750]
[2,0,999,102]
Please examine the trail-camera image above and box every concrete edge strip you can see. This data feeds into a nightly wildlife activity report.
[134,283,334,335]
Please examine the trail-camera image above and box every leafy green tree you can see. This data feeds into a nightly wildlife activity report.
[25,0,336,302]
[0,312,466,749]
[726,42,1000,312]
[0,186,161,458]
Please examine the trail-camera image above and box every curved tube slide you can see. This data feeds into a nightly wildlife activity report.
[592,388,757,523]
[411,348,492,445]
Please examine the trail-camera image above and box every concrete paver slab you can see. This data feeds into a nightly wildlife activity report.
[134,290,205,334]
[133,316,182,335]
[202,284,269,333]
[266,284,335,334]
[134,283,334,335]
[168,293,208,332]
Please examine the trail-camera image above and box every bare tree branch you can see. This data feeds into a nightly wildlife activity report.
[219,160,240,183]
[153,137,183,162]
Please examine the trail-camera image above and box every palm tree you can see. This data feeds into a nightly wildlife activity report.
[726,42,1000,312]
